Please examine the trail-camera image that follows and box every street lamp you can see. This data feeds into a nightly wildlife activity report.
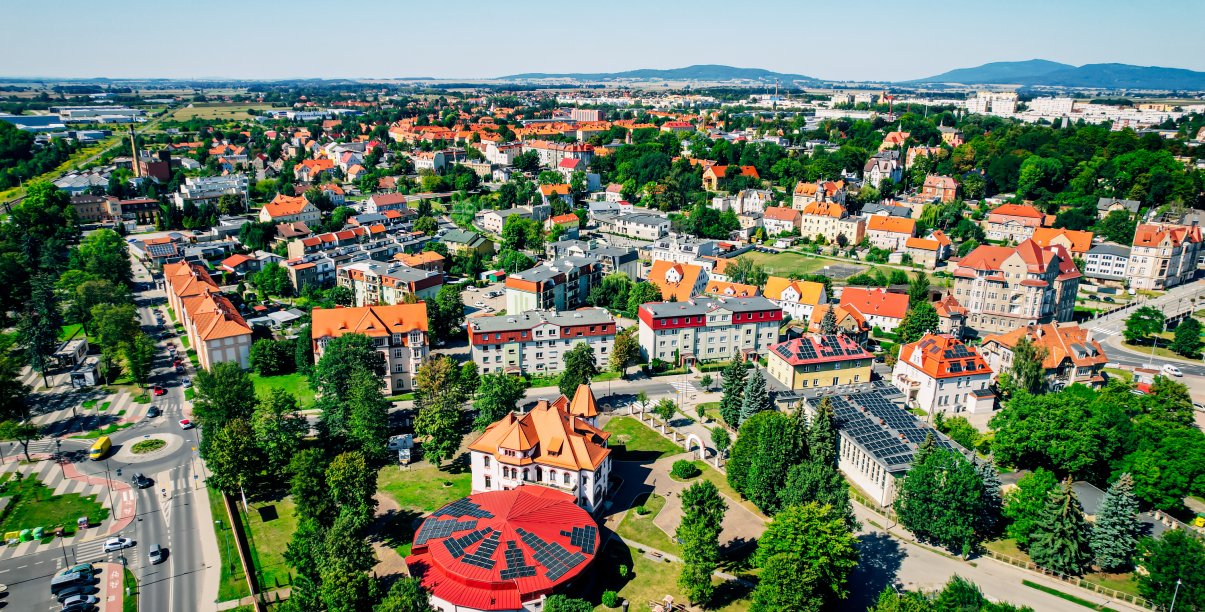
[1170,578,1182,612]
[102,458,118,520]
[216,519,232,571]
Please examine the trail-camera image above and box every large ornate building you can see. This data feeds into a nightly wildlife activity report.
[951,239,1080,337]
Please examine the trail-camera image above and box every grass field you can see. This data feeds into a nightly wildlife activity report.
[244,497,298,590]
[377,462,472,513]
[169,103,276,121]
[249,373,318,409]
[208,486,252,602]
[603,417,682,462]
[0,475,108,535]
[731,250,837,278]
[617,493,679,555]
[586,540,752,612]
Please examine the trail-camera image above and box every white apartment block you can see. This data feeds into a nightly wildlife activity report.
[637,297,783,365]
[469,308,616,376]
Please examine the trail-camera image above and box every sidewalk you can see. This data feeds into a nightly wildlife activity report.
[100,561,125,612]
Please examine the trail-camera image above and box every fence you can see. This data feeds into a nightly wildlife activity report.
[982,549,1154,610]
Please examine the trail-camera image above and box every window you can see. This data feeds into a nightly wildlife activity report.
[483,456,490,468]
[563,472,570,484]
[484,476,492,489]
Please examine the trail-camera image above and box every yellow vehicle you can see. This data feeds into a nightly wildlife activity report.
[89,436,111,461]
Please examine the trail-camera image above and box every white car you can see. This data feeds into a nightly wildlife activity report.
[103,537,134,552]
[1162,364,1183,377]
[474,301,486,308]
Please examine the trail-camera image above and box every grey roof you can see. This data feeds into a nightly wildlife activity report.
[1087,242,1131,257]
[340,260,442,284]
[642,295,779,318]
[469,307,614,333]
[1097,197,1140,213]
[510,257,596,283]
[861,202,912,218]
[441,229,486,246]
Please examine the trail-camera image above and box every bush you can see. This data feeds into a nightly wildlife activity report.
[635,505,649,516]
[601,590,620,608]
[670,460,701,479]
[618,564,629,578]
[131,439,166,454]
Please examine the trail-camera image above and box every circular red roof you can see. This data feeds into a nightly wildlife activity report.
[405,486,599,611]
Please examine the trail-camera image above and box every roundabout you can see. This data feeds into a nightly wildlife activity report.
[111,433,185,463]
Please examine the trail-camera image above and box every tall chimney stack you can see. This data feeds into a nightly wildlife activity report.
[128,126,140,178]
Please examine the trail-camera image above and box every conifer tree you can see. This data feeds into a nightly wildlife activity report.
[718,359,749,427]
[738,367,773,426]
[819,307,839,335]
[975,461,1004,538]
[1090,473,1141,572]
[1029,478,1092,576]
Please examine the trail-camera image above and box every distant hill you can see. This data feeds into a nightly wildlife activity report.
[498,64,816,83]
[912,59,1073,84]
[914,59,1205,90]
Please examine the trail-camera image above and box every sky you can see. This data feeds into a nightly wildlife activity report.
[3,0,1204,81]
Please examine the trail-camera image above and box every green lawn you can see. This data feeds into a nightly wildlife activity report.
[59,324,83,341]
[249,373,318,409]
[1102,368,1133,383]
[696,401,722,423]
[603,417,682,462]
[123,568,138,612]
[207,486,252,602]
[1121,340,1186,361]
[733,250,837,278]
[71,421,133,440]
[593,371,622,382]
[377,462,472,513]
[0,475,108,536]
[985,538,1028,561]
[1083,571,1141,597]
[244,497,298,590]
[616,493,679,556]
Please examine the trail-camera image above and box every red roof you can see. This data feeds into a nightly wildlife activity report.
[898,334,990,379]
[839,287,909,321]
[406,487,598,610]
[990,203,1044,219]
[770,334,873,366]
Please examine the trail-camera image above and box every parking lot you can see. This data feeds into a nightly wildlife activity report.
[463,281,506,318]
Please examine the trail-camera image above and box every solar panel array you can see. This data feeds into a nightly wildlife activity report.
[444,526,490,559]
[459,530,501,570]
[415,518,478,546]
[500,541,538,580]
[516,527,588,581]
[827,387,958,471]
[562,526,598,554]
[439,498,495,520]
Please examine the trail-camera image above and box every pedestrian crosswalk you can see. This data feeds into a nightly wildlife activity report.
[668,381,700,394]
[1089,326,1121,337]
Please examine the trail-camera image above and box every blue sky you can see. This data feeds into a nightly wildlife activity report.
[3,0,1203,81]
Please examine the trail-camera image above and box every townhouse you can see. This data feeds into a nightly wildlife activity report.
[863,151,902,189]
[798,201,865,245]
[1032,227,1094,258]
[902,230,953,269]
[838,287,909,334]
[337,260,444,306]
[259,194,321,225]
[701,165,759,191]
[162,261,253,371]
[763,276,828,321]
[1124,222,1202,290]
[763,206,802,236]
[891,334,994,415]
[792,180,846,209]
[505,257,601,314]
[311,304,429,395]
[766,334,874,390]
[468,308,616,376]
[637,296,782,365]
[951,240,1081,336]
[921,175,959,203]
[704,280,759,298]
[980,323,1108,391]
[865,216,916,251]
[985,204,1045,243]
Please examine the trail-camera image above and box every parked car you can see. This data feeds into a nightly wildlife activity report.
[61,594,100,607]
[102,537,134,552]
[55,584,98,603]
[148,544,166,564]
[57,564,93,577]
[131,473,153,489]
[179,419,194,430]
[181,377,192,388]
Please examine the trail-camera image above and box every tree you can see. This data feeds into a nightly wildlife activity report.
[253,262,292,297]
[252,389,307,476]
[194,362,258,461]
[718,359,749,428]
[1123,306,1165,343]
[625,281,661,316]
[429,286,465,345]
[654,398,677,425]
[711,425,731,458]
[1095,209,1137,245]
[677,481,727,605]
[751,503,860,611]
[250,338,295,376]
[738,367,772,425]
[414,356,466,467]
[700,374,714,390]
[290,449,335,526]
[896,301,940,345]
[808,398,837,465]
[295,324,314,373]
[1002,468,1059,548]
[313,333,385,437]
[326,451,379,530]
[819,307,839,335]
[206,418,264,493]
[1171,317,1203,358]
[346,367,391,463]
[988,386,1126,481]
[496,249,534,274]
[728,412,803,514]
[1137,529,1205,611]
[728,258,768,286]
[472,373,528,430]
[907,271,930,304]
[71,229,132,287]
[542,596,593,612]
[0,420,42,462]
[559,343,599,398]
[894,441,986,555]
[1090,473,1141,572]
[1028,478,1092,576]
[90,301,138,382]
[123,332,156,388]
[374,577,430,612]
[19,274,61,387]
[975,461,1004,539]
[412,216,437,236]
[326,285,354,307]
[609,327,640,374]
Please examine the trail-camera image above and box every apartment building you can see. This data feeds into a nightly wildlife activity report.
[505,257,601,314]
[637,296,782,365]
[469,308,616,376]
[763,276,828,321]
[259,194,321,225]
[337,260,444,306]
[985,204,1045,243]
[892,334,994,415]
[951,240,1081,337]
[792,180,846,209]
[593,212,670,240]
[863,151,902,189]
[763,207,802,236]
[1084,243,1131,282]
[310,304,429,394]
[546,240,640,279]
[648,236,720,264]
[173,174,249,209]
[865,216,916,251]
[921,175,959,203]
[767,334,874,390]
[162,261,252,371]
[1125,223,1202,290]
[980,323,1108,391]
[798,201,865,245]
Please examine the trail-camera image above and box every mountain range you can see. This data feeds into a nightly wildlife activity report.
[914,59,1205,90]
[498,64,816,83]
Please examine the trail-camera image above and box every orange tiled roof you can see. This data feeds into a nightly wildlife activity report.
[763,206,800,222]
[839,287,909,321]
[311,304,429,340]
[1032,227,1094,254]
[982,323,1107,370]
[800,201,846,218]
[899,334,990,379]
[704,280,759,297]
[539,184,571,197]
[467,397,609,471]
[763,276,826,305]
[189,293,252,341]
[1132,223,1203,248]
[806,304,867,332]
[990,203,1044,219]
[649,260,705,302]
[393,251,446,267]
[263,194,312,219]
[867,216,916,235]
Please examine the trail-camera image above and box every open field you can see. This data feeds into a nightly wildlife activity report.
[731,250,837,278]
[245,497,298,590]
[0,475,108,536]
[207,486,252,602]
[377,462,472,513]
[169,103,276,121]
[249,373,318,409]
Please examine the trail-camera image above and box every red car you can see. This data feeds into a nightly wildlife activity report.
[173,358,183,367]
[152,386,167,396]
[179,419,194,430]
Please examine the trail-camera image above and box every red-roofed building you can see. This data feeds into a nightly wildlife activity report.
[980,323,1108,390]
[892,334,994,414]
[838,287,910,334]
[311,304,428,393]
[986,203,1046,243]
[921,174,959,203]
[259,194,320,224]
[951,239,1081,336]
[161,261,252,370]
[866,216,916,250]
[701,165,759,191]
[1125,222,1202,290]
[405,487,599,612]
[763,206,801,236]
[219,254,258,275]
[766,334,874,390]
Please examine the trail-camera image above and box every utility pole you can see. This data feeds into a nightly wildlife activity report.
[1170,578,1182,611]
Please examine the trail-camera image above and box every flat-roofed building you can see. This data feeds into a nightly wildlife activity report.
[469,308,616,376]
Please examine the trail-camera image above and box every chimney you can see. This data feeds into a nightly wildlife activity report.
[129,126,140,178]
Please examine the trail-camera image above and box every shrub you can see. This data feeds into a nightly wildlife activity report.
[131,439,166,454]
[618,564,629,578]
[601,590,620,608]
[635,505,649,516]
[670,460,701,480]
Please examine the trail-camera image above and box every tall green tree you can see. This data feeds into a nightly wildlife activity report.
[295,324,314,373]
[1090,473,1141,572]
[894,440,986,556]
[609,327,640,374]
[70,228,132,287]
[1137,529,1205,611]
[0,420,42,462]
[1171,317,1203,358]
[429,285,465,344]
[677,481,727,605]
[975,461,1004,539]
[326,450,379,531]
[1003,468,1059,549]
[559,343,599,398]
[738,367,772,425]
[1123,306,1164,343]
[206,418,264,493]
[751,503,860,611]
[906,271,931,304]
[252,389,307,476]
[374,577,431,612]
[346,367,391,463]
[472,373,528,430]
[728,412,804,514]
[194,362,258,430]
[1006,336,1049,395]
[19,274,62,387]
[1028,478,1092,576]
[290,449,335,526]
[896,301,939,345]
[819,306,839,335]
[625,281,662,316]
[414,355,466,467]
[718,359,749,428]
[123,332,156,388]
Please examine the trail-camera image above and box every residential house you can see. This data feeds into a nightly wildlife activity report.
[766,334,874,390]
[469,308,616,376]
[906,146,943,169]
[792,180,846,209]
[838,287,909,334]
[442,229,495,258]
[863,151,902,189]
[1084,242,1131,282]
[903,230,953,269]
[866,216,916,251]
[259,194,320,225]
[337,260,444,306]
[704,280,759,298]
[592,212,670,240]
[1096,197,1141,219]
[892,334,994,414]
[921,175,959,203]
[364,192,411,214]
[320,183,345,206]
[604,183,625,202]
[1125,222,1202,290]
[804,305,869,344]
[938,126,964,147]
[879,131,910,151]
[275,222,313,244]
[798,201,865,245]
[986,204,1045,243]
[293,158,334,182]
[505,257,601,314]
[70,194,109,224]
[934,293,968,338]
[762,206,801,236]
[701,165,759,191]
[763,276,828,321]
[539,184,573,207]
[980,323,1108,391]
[637,296,783,365]
[951,240,1081,336]
[648,260,708,302]
[1032,227,1094,257]
[311,304,429,394]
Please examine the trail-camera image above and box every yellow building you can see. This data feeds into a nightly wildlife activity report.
[767,334,874,390]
